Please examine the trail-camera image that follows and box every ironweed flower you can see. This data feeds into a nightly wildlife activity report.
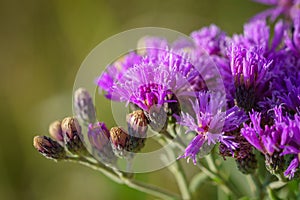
[241,106,300,179]
[229,45,273,110]
[232,20,286,57]
[191,24,228,56]
[177,91,247,164]
[97,52,142,99]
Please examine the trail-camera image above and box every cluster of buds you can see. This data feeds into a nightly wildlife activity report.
[33,117,87,160]
[34,88,152,164]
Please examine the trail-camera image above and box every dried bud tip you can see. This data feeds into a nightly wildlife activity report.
[61,117,81,140]
[110,127,129,148]
[49,120,63,142]
[33,136,65,160]
[126,110,148,137]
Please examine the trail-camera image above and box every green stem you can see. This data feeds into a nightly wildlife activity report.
[200,158,242,198]
[64,157,180,200]
[169,160,191,200]
[250,173,265,199]
[158,137,191,200]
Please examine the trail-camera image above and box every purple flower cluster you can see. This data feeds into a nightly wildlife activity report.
[242,106,300,179]
[95,0,300,179]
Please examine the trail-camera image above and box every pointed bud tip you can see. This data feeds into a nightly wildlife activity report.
[33,135,66,159]
[49,120,63,142]
[74,88,96,124]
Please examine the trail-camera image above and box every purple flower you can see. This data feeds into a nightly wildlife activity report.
[232,20,286,57]
[230,45,272,89]
[177,92,247,164]
[109,50,203,111]
[97,52,142,99]
[285,17,300,55]
[191,24,228,56]
[241,106,300,179]
[251,0,298,21]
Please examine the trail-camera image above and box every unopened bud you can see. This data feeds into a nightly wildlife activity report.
[236,152,257,174]
[144,105,168,133]
[74,88,96,125]
[33,136,66,160]
[126,110,148,138]
[110,127,145,158]
[49,120,63,142]
[88,122,117,164]
[61,117,86,155]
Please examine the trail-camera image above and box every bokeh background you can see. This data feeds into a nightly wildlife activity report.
[0,0,266,199]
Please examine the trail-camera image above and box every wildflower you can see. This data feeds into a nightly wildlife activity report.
[177,92,247,164]
[229,45,273,111]
[96,52,142,99]
[191,24,228,56]
[232,20,286,57]
[241,106,300,179]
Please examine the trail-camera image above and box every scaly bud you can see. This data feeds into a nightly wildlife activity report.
[88,122,117,164]
[33,136,66,160]
[110,127,145,158]
[74,88,96,125]
[49,120,63,142]
[61,117,87,155]
[144,105,168,133]
[126,110,148,138]
[265,153,285,175]
[236,152,257,174]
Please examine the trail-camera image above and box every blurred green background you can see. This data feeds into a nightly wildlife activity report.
[0,0,265,199]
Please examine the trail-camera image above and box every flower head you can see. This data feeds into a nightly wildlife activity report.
[177,91,247,164]
[191,24,228,56]
[241,106,300,178]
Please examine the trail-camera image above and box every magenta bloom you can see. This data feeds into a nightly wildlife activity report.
[191,24,228,56]
[97,52,142,99]
[177,92,247,164]
[242,106,300,179]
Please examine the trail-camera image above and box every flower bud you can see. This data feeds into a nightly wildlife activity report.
[33,136,66,160]
[49,120,63,142]
[126,110,148,138]
[74,88,96,125]
[236,152,257,174]
[88,122,117,164]
[61,117,87,155]
[144,105,168,133]
[110,127,145,158]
